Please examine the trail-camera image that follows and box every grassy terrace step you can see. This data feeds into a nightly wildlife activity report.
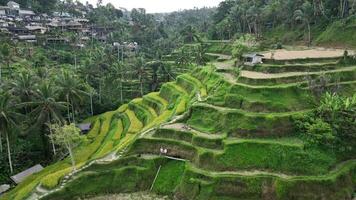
[40,155,355,200]
[187,103,312,137]
[129,98,158,126]
[176,74,207,97]
[128,136,336,175]
[178,160,356,200]
[243,61,347,73]
[41,157,188,200]
[124,109,144,134]
[190,67,228,92]
[159,82,189,114]
[152,127,225,150]
[220,83,315,112]
[142,92,168,115]
[238,66,356,86]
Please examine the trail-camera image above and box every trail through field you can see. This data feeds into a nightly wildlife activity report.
[241,66,356,79]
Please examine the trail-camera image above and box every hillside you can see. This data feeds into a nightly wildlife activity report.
[2,46,355,200]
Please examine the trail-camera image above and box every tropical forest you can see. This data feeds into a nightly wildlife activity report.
[0,0,355,199]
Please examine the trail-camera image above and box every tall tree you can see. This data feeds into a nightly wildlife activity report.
[49,123,82,170]
[56,70,88,123]
[0,91,21,173]
[294,1,314,46]
[25,82,66,157]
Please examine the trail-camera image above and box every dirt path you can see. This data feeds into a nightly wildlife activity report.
[206,53,232,60]
[262,49,355,60]
[85,192,171,200]
[241,66,356,79]
[189,159,356,180]
[162,123,224,139]
[220,72,236,83]
[212,60,234,70]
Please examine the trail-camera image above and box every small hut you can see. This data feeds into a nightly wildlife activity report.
[243,53,264,66]
[76,123,92,134]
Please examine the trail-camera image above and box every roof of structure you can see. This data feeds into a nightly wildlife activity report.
[10,164,44,184]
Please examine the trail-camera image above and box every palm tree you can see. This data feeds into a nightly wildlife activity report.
[24,82,67,157]
[0,91,21,173]
[56,70,88,123]
[0,43,12,82]
[294,1,314,46]
[134,57,147,97]
[195,44,209,66]
[175,48,192,67]
[180,25,200,43]
[10,70,37,114]
[109,62,125,103]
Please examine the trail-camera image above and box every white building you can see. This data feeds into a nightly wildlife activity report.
[243,53,264,66]
[7,1,20,10]
[19,9,35,17]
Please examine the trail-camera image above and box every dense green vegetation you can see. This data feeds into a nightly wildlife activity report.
[0,0,355,199]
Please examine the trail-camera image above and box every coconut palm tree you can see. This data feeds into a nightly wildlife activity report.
[133,57,147,97]
[0,43,13,82]
[0,91,21,173]
[294,1,314,46]
[55,70,89,123]
[180,25,201,43]
[24,82,67,157]
[195,44,209,66]
[10,70,37,114]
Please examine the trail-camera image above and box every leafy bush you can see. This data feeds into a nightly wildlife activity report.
[231,34,259,60]
[295,93,356,158]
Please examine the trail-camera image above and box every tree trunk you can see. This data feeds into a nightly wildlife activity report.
[99,80,102,104]
[140,74,144,97]
[6,132,13,174]
[66,95,71,123]
[71,99,75,123]
[120,66,124,102]
[67,143,76,171]
[90,93,94,116]
[0,131,3,153]
[0,65,2,82]
[307,22,311,47]
[48,114,56,155]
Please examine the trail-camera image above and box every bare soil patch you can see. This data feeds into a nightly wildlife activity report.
[262,49,354,60]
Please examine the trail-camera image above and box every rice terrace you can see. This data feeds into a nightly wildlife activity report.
[0,0,355,200]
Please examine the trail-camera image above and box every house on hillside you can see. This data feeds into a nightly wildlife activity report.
[243,53,264,66]
[25,25,47,34]
[5,1,19,15]
[0,7,6,16]
[7,1,19,10]
[16,34,37,43]
[19,9,35,17]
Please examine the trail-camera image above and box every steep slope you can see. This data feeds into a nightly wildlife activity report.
[3,54,356,200]
[1,74,204,200]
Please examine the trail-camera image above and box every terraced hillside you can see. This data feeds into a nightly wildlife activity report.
[2,53,356,200]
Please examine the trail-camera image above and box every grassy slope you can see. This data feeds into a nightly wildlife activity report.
[1,74,198,200]
[5,53,356,200]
